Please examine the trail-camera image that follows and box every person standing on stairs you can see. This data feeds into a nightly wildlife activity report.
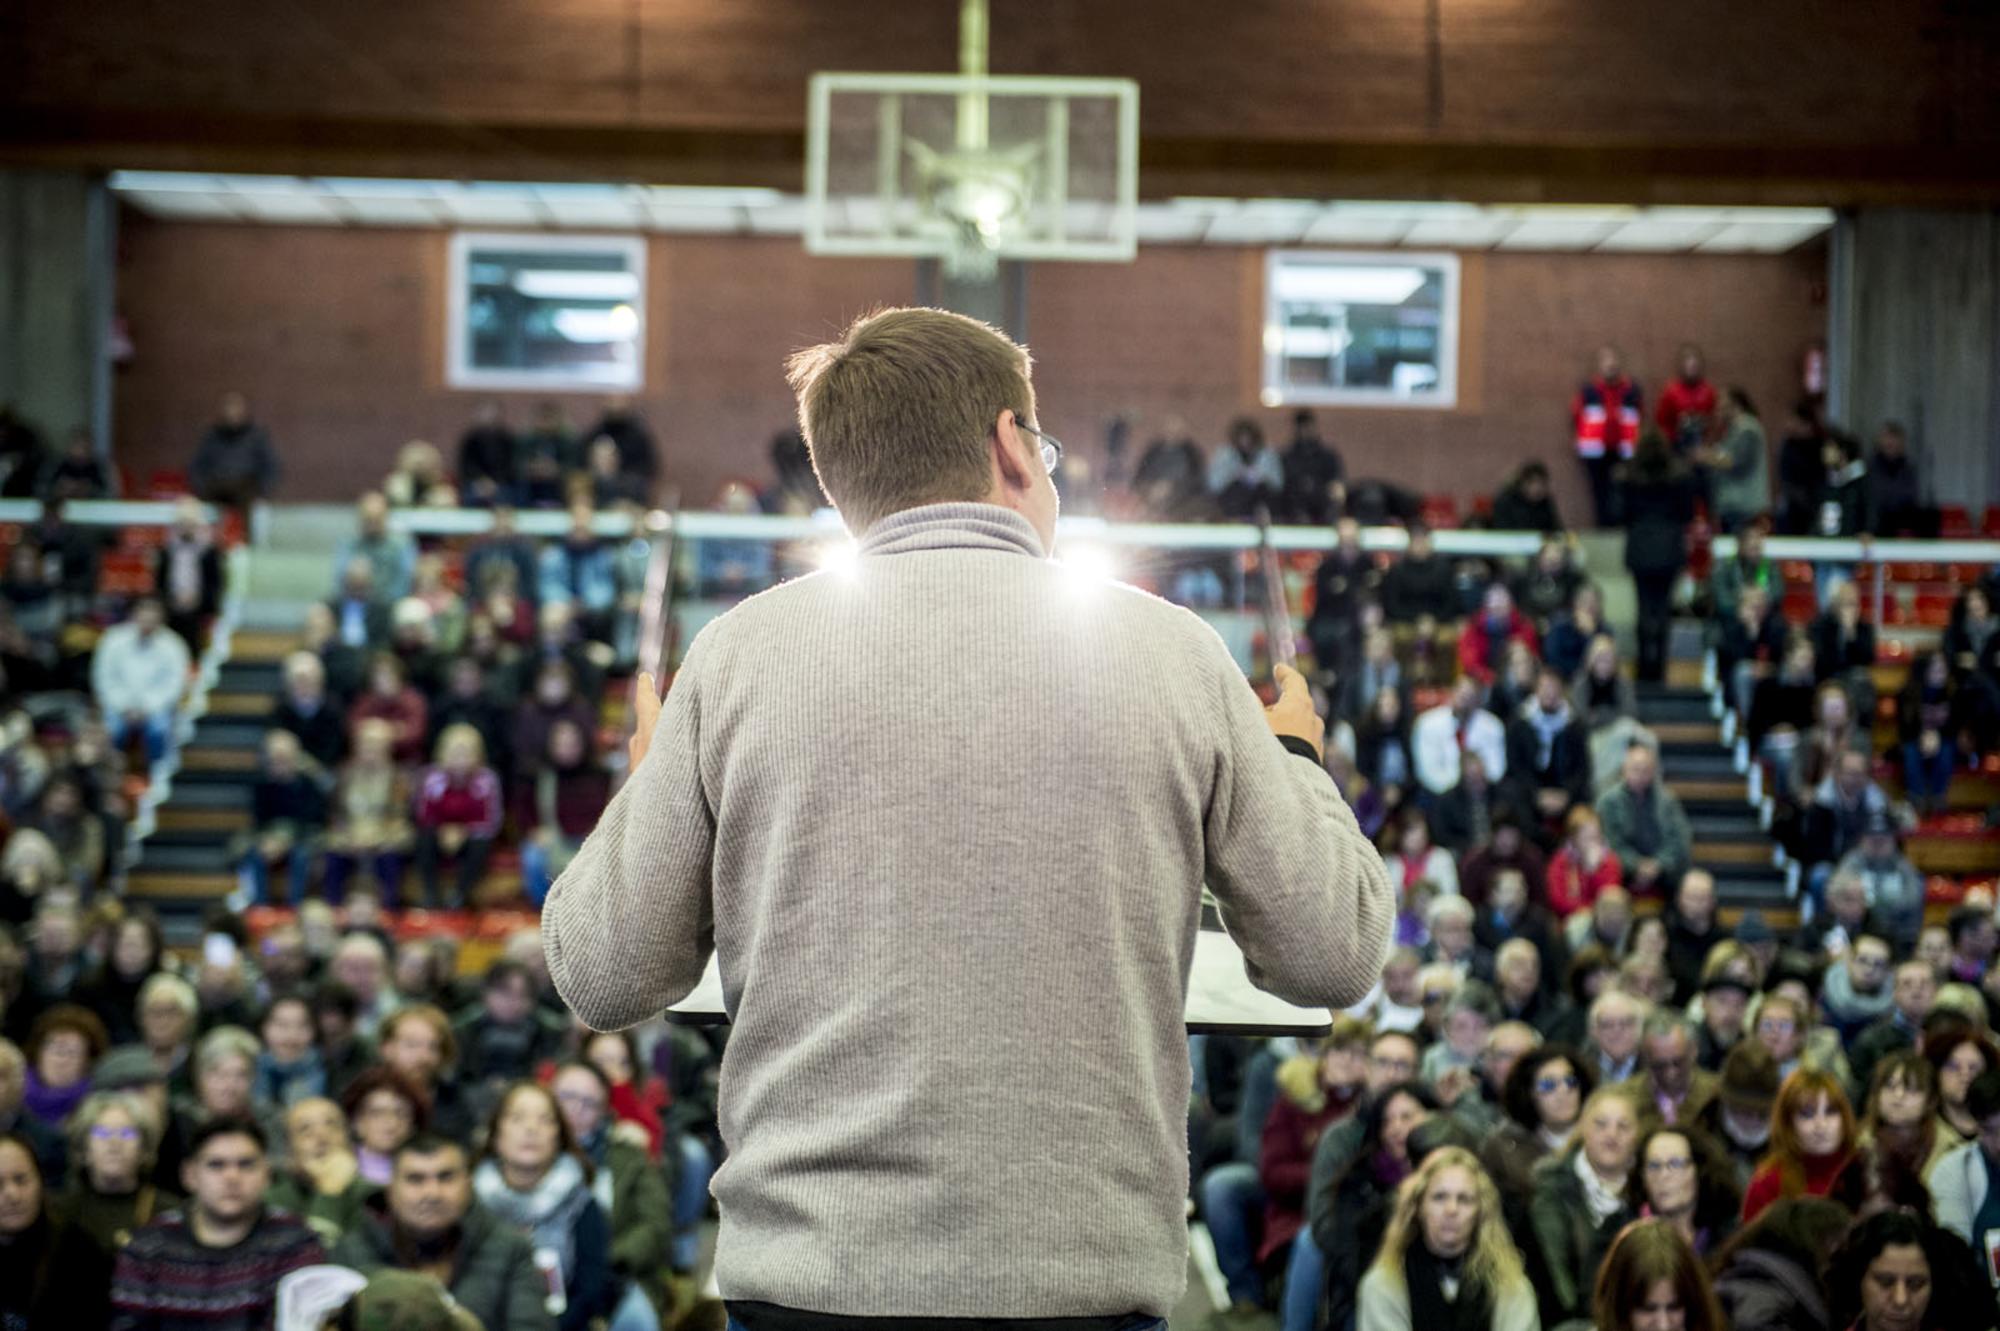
[1617,431,1701,684]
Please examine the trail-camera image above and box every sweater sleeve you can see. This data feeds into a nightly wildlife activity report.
[1741,1164,1781,1223]
[543,642,716,1031]
[1354,1266,1411,1331]
[1201,641,1395,1011]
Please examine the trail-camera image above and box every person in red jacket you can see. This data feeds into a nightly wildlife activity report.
[1656,342,1718,455]
[411,723,503,909]
[1257,1016,1370,1271]
[1546,804,1624,918]
[1457,582,1541,684]
[1572,344,1643,527]
[347,653,429,767]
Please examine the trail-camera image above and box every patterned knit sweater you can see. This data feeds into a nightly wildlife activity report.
[109,1208,325,1330]
[543,503,1395,1318]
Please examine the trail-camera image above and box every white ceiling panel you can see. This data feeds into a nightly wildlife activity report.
[1495,211,1630,250]
[121,190,243,220]
[233,190,345,224]
[341,196,449,226]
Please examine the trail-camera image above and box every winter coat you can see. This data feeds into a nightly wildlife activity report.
[332,1193,554,1331]
[1256,1055,1359,1264]
[1594,781,1693,883]
[1619,468,1700,576]
[1528,1148,1634,1323]
[1711,415,1771,527]
[1712,1244,1832,1331]
[1928,1138,1991,1246]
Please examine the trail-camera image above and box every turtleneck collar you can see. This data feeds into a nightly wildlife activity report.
[856,503,1047,560]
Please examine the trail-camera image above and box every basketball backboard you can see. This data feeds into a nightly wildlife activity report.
[805,71,1138,277]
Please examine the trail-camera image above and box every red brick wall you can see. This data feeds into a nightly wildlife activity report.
[112,213,1826,520]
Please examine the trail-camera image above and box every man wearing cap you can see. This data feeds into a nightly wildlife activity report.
[1835,813,1926,950]
[0,1036,67,1182]
[1848,959,1939,1103]
[1691,1041,1781,1188]
[1695,974,1753,1072]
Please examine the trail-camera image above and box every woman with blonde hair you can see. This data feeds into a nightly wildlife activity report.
[1591,1217,1725,1331]
[412,722,503,910]
[1357,1145,1536,1331]
[323,716,414,905]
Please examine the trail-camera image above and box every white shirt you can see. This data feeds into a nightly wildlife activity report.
[1411,704,1508,794]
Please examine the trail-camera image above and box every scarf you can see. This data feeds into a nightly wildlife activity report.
[254,1049,326,1107]
[473,1154,594,1293]
[1575,1147,1625,1224]
[1405,1242,1494,1331]
[1524,700,1571,770]
[22,1069,89,1126]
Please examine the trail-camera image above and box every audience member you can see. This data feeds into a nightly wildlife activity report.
[91,597,190,771]
[1488,461,1561,533]
[1592,1218,1726,1331]
[1594,743,1691,899]
[1356,1146,1537,1331]
[109,1117,324,1330]
[1619,431,1701,681]
[1412,676,1507,797]
[1742,1067,1857,1222]
[1528,1083,1639,1323]
[1571,344,1643,527]
[187,391,279,517]
[1704,387,1770,533]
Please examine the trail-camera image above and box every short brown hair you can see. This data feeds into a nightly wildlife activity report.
[785,307,1035,533]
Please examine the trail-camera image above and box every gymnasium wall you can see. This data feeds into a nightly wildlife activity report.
[110,212,1828,520]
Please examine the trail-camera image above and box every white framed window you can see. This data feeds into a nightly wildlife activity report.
[446,232,647,391]
[1260,250,1460,409]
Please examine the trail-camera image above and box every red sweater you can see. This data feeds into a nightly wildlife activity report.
[1656,377,1718,446]
[413,765,503,838]
[1742,1149,1850,1223]
[1546,845,1624,917]
[1457,609,1541,684]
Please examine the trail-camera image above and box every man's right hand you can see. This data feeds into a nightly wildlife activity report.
[1264,662,1325,760]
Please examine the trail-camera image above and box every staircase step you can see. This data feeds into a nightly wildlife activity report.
[1908,833,2000,877]
[156,807,252,833]
[162,780,254,808]
[127,871,237,901]
[1637,696,1715,725]
[1669,777,1748,802]
[1699,841,1779,866]
[1718,903,1798,929]
[1660,751,1739,779]
[206,692,275,719]
[137,843,238,873]
[1634,682,1708,703]
[1665,659,1706,688]
[1651,721,1722,746]
[229,629,300,663]
[146,827,238,850]
[191,718,274,748]
[218,662,284,691]
[1691,809,1763,835]
[179,747,260,774]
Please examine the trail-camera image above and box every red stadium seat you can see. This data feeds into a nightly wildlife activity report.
[1985,507,2000,537]
[147,469,190,498]
[1941,504,1974,537]
[1420,495,1460,530]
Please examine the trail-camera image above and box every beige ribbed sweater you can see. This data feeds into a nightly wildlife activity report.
[542,503,1393,1318]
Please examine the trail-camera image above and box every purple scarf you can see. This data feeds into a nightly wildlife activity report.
[23,1068,90,1126]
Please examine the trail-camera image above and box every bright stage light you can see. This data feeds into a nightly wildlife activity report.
[1057,543,1117,585]
[814,539,859,574]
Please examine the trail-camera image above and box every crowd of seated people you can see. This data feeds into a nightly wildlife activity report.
[1183,502,1999,1327]
[244,489,658,912]
[0,896,727,1329]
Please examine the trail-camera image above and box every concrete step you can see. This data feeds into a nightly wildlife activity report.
[191,718,272,748]
[137,843,237,872]
[1700,841,1779,866]
[218,662,283,691]
[146,826,237,849]
[1661,750,1738,780]
[1637,695,1714,725]
[206,692,276,719]
[127,871,236,902]
[161,780,254,808]
[1652,721,1722,746]
[229,629,299,664]
[1669,777,1748,803]
[179,746,260,774]
[1691,812,1764,839]
[156,807,251,834]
